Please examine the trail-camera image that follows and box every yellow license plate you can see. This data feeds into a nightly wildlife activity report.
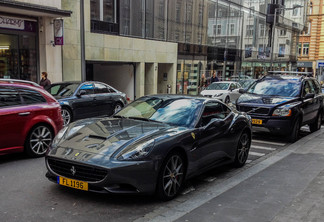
[252,119,263,125]
[57,176,88,191]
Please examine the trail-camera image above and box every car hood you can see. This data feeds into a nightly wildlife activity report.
[47,117,187,164]
[200,90,227,96]
[237,93,298,107]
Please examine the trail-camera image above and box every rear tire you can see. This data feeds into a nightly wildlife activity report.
[114,102,123,114]
[25,124,53,157]
[61,107,72,126]
[233,131,251,168]
[309,112,322,133]
[156,151,186,201]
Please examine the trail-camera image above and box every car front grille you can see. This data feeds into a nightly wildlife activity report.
[237,106,270,115]
[47,158,108,182]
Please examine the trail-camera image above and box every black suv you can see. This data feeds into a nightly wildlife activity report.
[236,75,324,142]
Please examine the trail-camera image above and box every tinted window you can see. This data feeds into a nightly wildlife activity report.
[79,83,94,95]
[201,102,231,126]
[206,82,230,90]
[0,88,21,107]
[247,78,301,97]
[94,83,109,94]
[49,83,79,97]
[20,89,46,105]
[108,87,116,93]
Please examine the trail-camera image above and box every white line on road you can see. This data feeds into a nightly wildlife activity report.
[252,140,286,146]
[249,151,265,157]
[251,145,276,151]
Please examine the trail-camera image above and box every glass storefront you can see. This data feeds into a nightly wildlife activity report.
[0,33,37,81]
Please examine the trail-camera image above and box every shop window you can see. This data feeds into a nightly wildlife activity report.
[245,45,252,58]
[278,44,285,57]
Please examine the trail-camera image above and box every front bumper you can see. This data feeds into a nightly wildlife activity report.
[45,157,159,194]
[250,116,294,135]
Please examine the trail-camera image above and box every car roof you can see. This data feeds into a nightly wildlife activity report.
[210,81,236,84]
[141,94,226,104]
[0,79,41,88]
[262,75,309,81]
[0,82,47,92]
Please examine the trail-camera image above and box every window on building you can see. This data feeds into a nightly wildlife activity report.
[258,44,265,58]
[278,44,285,57]
[217,24,222,35]
[280,29,287,36]
[245,44,252,58]
[259,24,265,37]
[303,43,309,55]
[248,6,255,18]
[298,43,302,55]
[246,25,254,37]
[90,0,118,34]
[229,24,235,35]
[293,4,300,16]
[213,24,217,36]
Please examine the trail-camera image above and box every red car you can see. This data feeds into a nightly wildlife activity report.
[0,81,63,157]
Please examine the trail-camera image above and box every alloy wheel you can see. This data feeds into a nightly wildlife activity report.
[61,108,71,126]
[162,154,184,198]
[236,133,250,165]
[29,125,53,156]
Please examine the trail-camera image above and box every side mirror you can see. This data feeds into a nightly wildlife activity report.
[205,118,225,130]
[304,93,315,99]
[77,90,87,97]
[239,88,246,94]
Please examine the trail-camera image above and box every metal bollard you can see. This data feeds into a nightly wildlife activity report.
[167,84,171,94]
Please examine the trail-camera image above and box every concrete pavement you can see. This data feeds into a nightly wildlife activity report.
[137,128,324,222]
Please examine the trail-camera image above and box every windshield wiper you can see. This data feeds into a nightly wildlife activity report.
[127,116,162,123]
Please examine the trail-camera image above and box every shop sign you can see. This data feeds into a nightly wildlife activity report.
[317,61,324,68]
[0,15,24,30]
[54,19,64,45]
[297,61,313,67]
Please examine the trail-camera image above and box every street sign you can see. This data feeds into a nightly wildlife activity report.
[318,62,324,67]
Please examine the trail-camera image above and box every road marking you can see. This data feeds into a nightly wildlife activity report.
[249,151,265,157]
[252,139,286,146]
[251,145,276,151]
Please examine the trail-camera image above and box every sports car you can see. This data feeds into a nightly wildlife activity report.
[45,95,251,200]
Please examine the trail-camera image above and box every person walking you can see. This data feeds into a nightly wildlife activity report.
[199,73,207,93]
[211,71,219,83]
[40,72,51,90]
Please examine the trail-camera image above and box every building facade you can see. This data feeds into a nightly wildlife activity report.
[0,0,71,83]
[297,0,324,82]
[0,0,307,99]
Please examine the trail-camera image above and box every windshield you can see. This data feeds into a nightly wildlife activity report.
[206,82,229,90]
[247,79,301,97]
[115,97,203,127]
[49,83,80,97]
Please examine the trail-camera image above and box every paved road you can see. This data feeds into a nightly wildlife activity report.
[0,127,313,222]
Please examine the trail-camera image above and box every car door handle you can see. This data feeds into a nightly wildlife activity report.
[18,112,30,116]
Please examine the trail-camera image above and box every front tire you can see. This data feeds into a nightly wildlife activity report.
[25,124,53,157]
[157,152,185,201]
[224,96,230,104]
[289,118,301,142]
[233,131,251,167]
[114,102,123,114]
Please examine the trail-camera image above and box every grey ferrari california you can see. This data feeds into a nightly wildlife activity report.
[45,95,252,200]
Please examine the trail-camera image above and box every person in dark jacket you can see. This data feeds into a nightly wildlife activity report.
[40,72,51,90]
[210,71,219,83]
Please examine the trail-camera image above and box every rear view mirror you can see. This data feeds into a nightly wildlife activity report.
[239,89,246,94]
[77,90,87,97]
[304,93,315,99]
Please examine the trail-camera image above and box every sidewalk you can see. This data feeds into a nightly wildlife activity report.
[176,129,324,222]
[136,128,324,222]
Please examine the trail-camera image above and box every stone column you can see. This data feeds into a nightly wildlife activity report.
[135,62,145,99]
[145,63,158,95]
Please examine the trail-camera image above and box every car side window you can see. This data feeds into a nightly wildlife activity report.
[200,102,231,127]
[312,80,321,94]
[79,83,94,95]
[108,87,116,93]
[0,88,21,107]
[19,89,46,105]
[94,83,109,94]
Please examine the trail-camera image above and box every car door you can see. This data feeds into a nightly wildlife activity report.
[0,87,31,151]
[308,79,321,120]
[94,83,113,116]
[195,101,235,169]
[301,80,316,123]
[72,83,96,120]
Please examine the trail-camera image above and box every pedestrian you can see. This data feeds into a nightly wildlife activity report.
[199,73,207,93]
[211,71,219,83]
[40,71,51,90]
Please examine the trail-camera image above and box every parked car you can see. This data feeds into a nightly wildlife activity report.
[200,81,242,103]
[45,95,252,200]
[236,75,324,142]
[0,81,63,157]
[48,81,127,126]
[238,79,257,91]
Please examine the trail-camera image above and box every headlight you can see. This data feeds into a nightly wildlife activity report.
[272,107,292,116]
[213,93,223,97]
[117,139,155,160]
[51,126,68,147]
